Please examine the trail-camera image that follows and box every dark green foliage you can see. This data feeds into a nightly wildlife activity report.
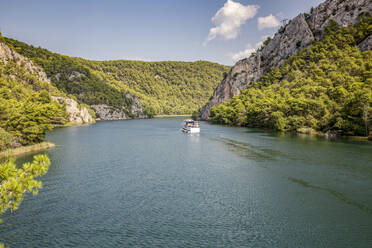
[296,41,302,48]
[258,37,272,52]
[4,38,230,115]
[325,19,340,34]
[144,106,156,118]
[210,17,372,136]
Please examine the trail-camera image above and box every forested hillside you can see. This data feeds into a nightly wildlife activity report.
[0,34,69,150]
[210,16,372,137]
[4,38,230,115]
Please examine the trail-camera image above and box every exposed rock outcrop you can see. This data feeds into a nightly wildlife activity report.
[307,0,372,38]
[52,97,94,124]
[358,35,372,51]
[200,0,372,120]
[91,94,147,120]
[0,41,50,83]
[90,104,128,121]
[125,93,148,119]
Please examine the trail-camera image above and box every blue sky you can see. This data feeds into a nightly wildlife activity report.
[0,0,323,65]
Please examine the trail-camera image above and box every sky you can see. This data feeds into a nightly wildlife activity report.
[0,0,324,65]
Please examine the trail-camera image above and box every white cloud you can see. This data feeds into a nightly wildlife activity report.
[257,14,280,30]
[204,0,259,45]
[231,44,256,61]
[231,35,271,62]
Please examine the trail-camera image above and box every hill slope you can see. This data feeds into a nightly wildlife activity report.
[200,0,372,120]
[209,16,372,136]
[0,34,94,150]
[4,38,230,118]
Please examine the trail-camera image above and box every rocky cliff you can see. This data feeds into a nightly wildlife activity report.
[91,93,147,121]
[54,69,146,121]
[52,97,94,124]
[200,0,372,120]
[0,38,95,124]
[0,41,50,83]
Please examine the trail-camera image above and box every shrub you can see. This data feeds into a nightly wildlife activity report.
[0,128,14,151]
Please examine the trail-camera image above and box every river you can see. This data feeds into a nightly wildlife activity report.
[1,118,372,247]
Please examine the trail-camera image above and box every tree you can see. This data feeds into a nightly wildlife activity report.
[0,155,50,248]
[0,155,50,219]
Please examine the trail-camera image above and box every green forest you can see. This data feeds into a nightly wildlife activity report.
[210,15,372,137]
[4,38,230,115]
[0,58,68,151]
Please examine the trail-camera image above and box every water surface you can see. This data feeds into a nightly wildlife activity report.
[1,118,372,247]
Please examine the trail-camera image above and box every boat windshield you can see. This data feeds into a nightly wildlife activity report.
[183,120,199,127]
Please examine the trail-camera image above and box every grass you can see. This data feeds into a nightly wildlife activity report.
[296,127,319,135]
[0,142,55,158]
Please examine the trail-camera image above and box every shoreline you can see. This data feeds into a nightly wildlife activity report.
[0,142,55,158]
[154,114,191,118]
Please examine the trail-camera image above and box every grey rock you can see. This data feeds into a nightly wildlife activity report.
[68,71,85,81]
[90,104,128,121]
[52,96,94,124]
[358,34,372,51]
[125,93,148,119]
[91,94,148,121]
[307,0,372,40]
[0,41,50,83]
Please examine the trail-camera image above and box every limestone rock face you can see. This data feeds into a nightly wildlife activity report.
[52,97,94,124]
[200,0,372,120]
[125,93,148,119]
[91,94,147,121]
[90,104,128,121]
[0,42,50,83]
[358,35,372,51]
[307,0,372,39]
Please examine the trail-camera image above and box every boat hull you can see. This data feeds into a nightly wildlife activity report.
[182,127,200,134]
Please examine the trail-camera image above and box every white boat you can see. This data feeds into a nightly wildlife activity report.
[182,119,200,133]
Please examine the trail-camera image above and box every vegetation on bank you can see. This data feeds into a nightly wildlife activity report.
[0,142,55,158]
[210,15,372,137]
[4,37,230,115]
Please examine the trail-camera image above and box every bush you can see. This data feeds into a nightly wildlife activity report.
[144,106,156,118]
[0,128,14,151]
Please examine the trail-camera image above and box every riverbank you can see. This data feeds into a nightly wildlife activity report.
[154,114,191,118]
[0,142,55,158]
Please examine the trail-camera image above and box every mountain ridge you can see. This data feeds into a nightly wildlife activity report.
[4,37,230,119]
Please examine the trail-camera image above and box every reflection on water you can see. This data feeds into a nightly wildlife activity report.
[1,118,372,247]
